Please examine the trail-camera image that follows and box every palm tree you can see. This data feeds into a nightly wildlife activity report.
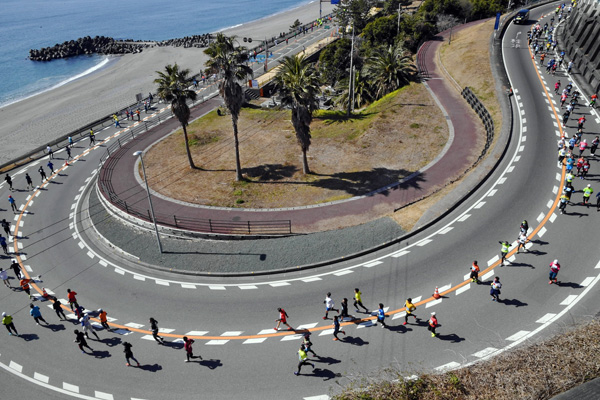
[275,54,321,174]
[363,44,416,100]
[154,64,198,169]
[204,33,253,181]
[335,68,372,111]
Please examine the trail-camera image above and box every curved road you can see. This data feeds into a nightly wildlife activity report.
[1,3,599,399]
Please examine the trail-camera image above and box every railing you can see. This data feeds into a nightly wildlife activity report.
[462,86,495,162]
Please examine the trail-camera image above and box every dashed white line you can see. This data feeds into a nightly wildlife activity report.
[546,199,554,208]
[581,277,595,287]
[77,242,84,249]
[425,299,442,308]
[507,166,514,173]
[9,361,22,373]
[86,251,94,259]
[133,275,145,281]
[552,185,558,194]
[560,295,578,306]
[457,214,471,222]
[538,227,547,237]
[549,213,557,223]
[208,285,225,290]
[471,347,498,358]
[95,391,114,400]
[24,265,32,272]
[243,338,267,344]
[99,260,107,267]
[114,268,125,275]
[518,146,525,152]
[239,285,258,290]
[185,331,208,336]
[221,331,243,336]
[416,239,432,247]
[296,323,318,330]
[155,280,169,286]
[521,136,527,142]
[438,226,453,235]
[474,202,485,209]
[180,284,197,289]
[536,212,545,222]
[536,313,557,324]
[301,277,322,282]
[62,382,79,393]
[482,270,494,281]
[33,372,49,383]
[206,340,229,345]
[556,173,561,181]
[498,177,507,184]
[363,261,383,268]
[392,312,406,320]
[435,362,461,371]
[456,284,470,295]
[269,282,291,287]
[124,322,144,329]
[488,189,497,197]
[438,284,451,293]
[333,270,353,276]
[514,155,521,162]
[488,255,499,266]
[506,330,530,341]
[281,334,304,341]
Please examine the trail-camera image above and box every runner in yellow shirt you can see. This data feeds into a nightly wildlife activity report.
[353,288,369,313]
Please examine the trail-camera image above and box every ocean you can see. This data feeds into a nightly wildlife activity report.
[0,0,315,107]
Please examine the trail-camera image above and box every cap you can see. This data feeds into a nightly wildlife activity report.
[431,312,436,315]
[98,309,103,312]
[1,312,5,317]
[554,259,558,263]
[588,184,591,187]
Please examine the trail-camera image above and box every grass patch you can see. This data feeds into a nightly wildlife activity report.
[334,319,600,400]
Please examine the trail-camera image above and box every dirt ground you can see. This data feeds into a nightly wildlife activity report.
[143,82,448,208]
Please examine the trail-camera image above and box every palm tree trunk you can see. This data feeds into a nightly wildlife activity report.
[302,148,310,174]
[181,124,196,169]
[232,119,242,181]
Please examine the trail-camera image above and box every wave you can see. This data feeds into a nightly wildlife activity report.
[0,56,112,108]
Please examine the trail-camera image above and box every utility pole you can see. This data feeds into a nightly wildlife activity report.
[397,4,402,36]
[264,37,269,72]
[347,22,355,117]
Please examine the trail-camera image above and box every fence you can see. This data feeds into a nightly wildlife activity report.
[461,87,495,161]
[96,99,292,236]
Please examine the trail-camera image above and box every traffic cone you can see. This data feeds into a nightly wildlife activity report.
[64,160,69,167]
[42,287,49,299]
[433,286,441,299]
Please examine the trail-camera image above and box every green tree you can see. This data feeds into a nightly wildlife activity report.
[204,33,253,181]
[334,0,373,33]
[154,64,198,169]
[318,38,352,86]
[335,68,372,110]
[275,54,321,174]
[363,43,416,99]
[361,15,398,48]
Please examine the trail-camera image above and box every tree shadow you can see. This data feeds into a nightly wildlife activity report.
[244,164,297,181]
[556,281,583,289]
[91,350,111,359]
[499,298,528,307]
[199,359,223,370]
[309,168,426,196]
[437,333,465,343]
[138,363,163,372]
[19,333,39,341]
[101,337,122,347]
[340,336,369,346]
[314,111,376,124]
[44,324,66,332]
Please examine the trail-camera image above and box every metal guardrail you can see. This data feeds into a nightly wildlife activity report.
[462,86,495,162]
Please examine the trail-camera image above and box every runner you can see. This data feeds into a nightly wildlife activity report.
[578,139,588,157]
[353,288,369,313]
[67,289,79,311]
[322,292,339,320]
[469,261,480,284]
[499,240,510,265]
[149,317,164,344]
[578,116,586,130]
[516,232,528,253]
[554,80,561,94]
[294,344,315,375]
[25,173,33,191]
[123,342,140,367]
[428,312,439,338]
[549,259,561,284]
[0,236,7,255]
[2,219,11,238]
[183,336,201,362]
[2,312,19,336]
[520,220,529,234]
[404,298,418,325]
[490,277,502,302]
[10,259,21,279]
[332,315,346,341]
[4,174,13,191]
[74,329,94,353]
[53,298,67,320]
[581,159,590,179]
[20,277,31,299]
[0,268,10,288]
[559,192,569,214]
[583,184,594,207]
[590,93,597,108]
[376,303,387,328]
[275,307,293,331]
[339,298,354,321]
[302,332,317,357]
[591,136,600,156]
[8,195,17,213]
[29,303,48,325]
[81,313,100,340]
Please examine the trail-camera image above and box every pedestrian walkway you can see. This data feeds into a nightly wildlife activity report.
[98,26,482,235]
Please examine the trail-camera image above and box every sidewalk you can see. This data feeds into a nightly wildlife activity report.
[99,31,482,236]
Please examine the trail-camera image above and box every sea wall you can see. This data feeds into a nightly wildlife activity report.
[562,1,600,93]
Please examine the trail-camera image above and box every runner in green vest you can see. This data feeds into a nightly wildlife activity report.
[583,184,594,207]
[499,241,510,265]
[294,344,314,375]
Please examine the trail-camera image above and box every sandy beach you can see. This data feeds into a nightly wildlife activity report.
[0,1,335,167]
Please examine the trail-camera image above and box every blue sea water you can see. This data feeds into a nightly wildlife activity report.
[0,0,315,107]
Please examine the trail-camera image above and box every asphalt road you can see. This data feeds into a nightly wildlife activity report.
[1,3,599,399]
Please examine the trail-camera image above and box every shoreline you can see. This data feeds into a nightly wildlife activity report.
[0,0,335,167]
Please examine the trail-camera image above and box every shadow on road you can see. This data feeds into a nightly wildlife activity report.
[91,350,111,359]
[314,356,341,365]
[199,358,223,370]
[341,336,369,346]
[138,363,163,372]
[19,333,38,341]
[437,333,465,343]
[499,298,528,307]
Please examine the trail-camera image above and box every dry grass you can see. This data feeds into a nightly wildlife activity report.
[143,82,448,208]
[440,18,503,134]
[334,319,600,400]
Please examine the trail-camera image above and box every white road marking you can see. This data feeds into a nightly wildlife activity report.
[506,330,530,341]
[392,312,407,320]
[518,146,525,152]
[208,285,226,290]
[269,282,291,287]
[357,321,376,329]
[363,261,383,268]
[70,203,76,210]
[438,226,453,235]
[303,395,330,400]
[549,213,557,223]
[333,270,353,276]
[243,338,267,344]
[546,199,554,208]
[538,227,547,237]
[257,329,276,335]
[391,250,410,258]
[552,185,558,194]
[536,212,545,222]
[181,284,197,289]
[86,251,94,259]
[319,329,335,336]
[560,295,577,305]
[239,285,258,290]
[488,255,499,266]
[33,372,49,383]
[301,277,322,282]
[206,340,229,345]
[514,155,521,162]
[296,323,318,330]
[471,347,498,358]
[77,242,84,249]
[133,275,145,281]
[556,173,561,181]
[522,126,528,132]
[185,331,208,336]
[507,166,514,173]
[521,136,527,142]
[498,177,507,184]
[62,382,79,393]
[474,202,485,209]
[482,270,494,281]
[9,361,22,372]
[416,239,432,246]
[536,313,557,324]
[435,362,461,372]
[281,334,303,341]
[24,265,32,272]
[438,284,451,293]
[124,322,144,329]
[426,299,442,308]
[580,277,594,287]
[457,214,471,222]
[488,189,497,197]
[114,268,125,275]
[456,284,470,295]
[94,391,114,400]
[221,331,243,336]
[99,260,107,267]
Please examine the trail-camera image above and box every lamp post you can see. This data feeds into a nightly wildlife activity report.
[133,150,163,254]
[347,21,355,117]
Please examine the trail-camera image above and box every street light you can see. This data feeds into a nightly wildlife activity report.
[133,150,163,254]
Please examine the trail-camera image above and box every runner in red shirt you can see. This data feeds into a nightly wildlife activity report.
[67,288,79,311]
[275,308,294,331]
